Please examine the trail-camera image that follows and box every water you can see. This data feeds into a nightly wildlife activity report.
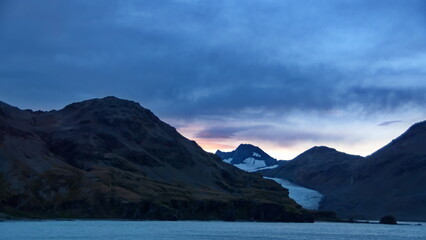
[1,221,425,240]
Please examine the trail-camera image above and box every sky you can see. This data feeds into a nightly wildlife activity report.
[1,0,426,159]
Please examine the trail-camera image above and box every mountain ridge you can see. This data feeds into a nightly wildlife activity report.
[0,97,312,222]
[263,122,426,221]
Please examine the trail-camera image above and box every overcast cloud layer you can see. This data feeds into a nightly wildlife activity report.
[1,0,426,158]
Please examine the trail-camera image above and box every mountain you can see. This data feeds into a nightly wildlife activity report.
[263,146,362,193]
[0,97,312,222]
[264,122,426,221]
[216,144,279,172]
[217,144,325,211]
[327,121,426,220]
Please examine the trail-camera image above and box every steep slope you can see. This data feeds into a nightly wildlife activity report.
[0,97,311,222]
[264,123,426,221]
[323,121,426,220]
[264,146,362,193]
[216,144,279,172]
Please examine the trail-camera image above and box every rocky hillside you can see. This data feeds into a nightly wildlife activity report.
[0,97,311,222]
[263,146,362,193]
[264,122,426,221]
[330,121,426,220]
[216,144,279,172]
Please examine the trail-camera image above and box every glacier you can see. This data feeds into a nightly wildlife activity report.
[264,177,323,210]
[220,153,322,209]
[223,157,278,172]
[234,157,266,171]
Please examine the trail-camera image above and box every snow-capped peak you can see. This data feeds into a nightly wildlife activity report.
[216,144,279,172]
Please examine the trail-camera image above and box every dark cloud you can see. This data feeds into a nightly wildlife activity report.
[0,0,425,120]
[378,120,402,127]
[195,126,247,139]
[195,124,273,139]
[347,87,426,112]
[239,128,347,147]
[196,124,346,147]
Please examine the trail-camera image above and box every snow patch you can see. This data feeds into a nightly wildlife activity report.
[223,158,233,164]
[222,156,276,172]
[264,177,323,210]
[234,158,267,172]
[256,165,278,171]
[253,152,261,157]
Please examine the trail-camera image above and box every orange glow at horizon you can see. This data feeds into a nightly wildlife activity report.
[177,126,412,161]
[193,139,236,153]
[189,136,310,160]
[189,135,392,160]
[171,111,424,160]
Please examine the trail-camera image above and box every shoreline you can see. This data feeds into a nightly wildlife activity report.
[1,218,424,226]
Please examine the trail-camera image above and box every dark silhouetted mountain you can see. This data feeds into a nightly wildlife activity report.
[326,121,426,221]
[263,146,362,193]
[216,144,279,172]
[0,97,311,222]
[263,122,426,221]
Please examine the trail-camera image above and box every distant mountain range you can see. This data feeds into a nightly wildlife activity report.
[3,96,425,222]
[217,122,426,221]
[0,97,312,222]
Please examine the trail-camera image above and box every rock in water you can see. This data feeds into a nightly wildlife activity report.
[380,215,397,225]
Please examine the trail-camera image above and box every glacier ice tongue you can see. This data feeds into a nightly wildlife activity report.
[264,177,323,210]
